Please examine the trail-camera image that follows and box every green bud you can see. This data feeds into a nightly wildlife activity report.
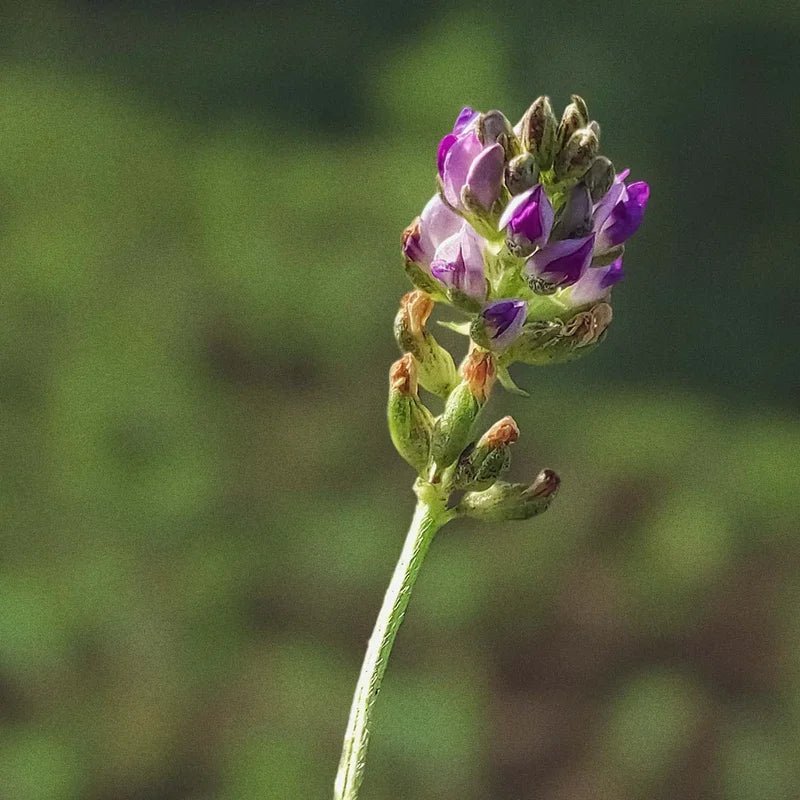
[453,415,519,491]
[502,303,614,365]
[430,349,496,475]
[551,183,593,240]
[394,291,459,398]
[388,354,435,475]
[478,109,520,161]
[506,152,539,196]
[556,94,589,152]
[458,469,560,522]
[519,96,557,170]
[583,156,615,202]
[554,127,600,182]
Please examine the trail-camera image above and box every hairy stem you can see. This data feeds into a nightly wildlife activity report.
[334,493,450,800]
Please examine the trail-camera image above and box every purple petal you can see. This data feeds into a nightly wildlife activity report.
[430,224,487,300]
[499,185,534,229]
[452,106,479,134]
[465,143,505,210]
[420,195,462,249]
[568,256,625,306]
[437,134,458,177]
[596,181,650,251]
[442,132,483,208]
[481,299,527,349]
[506,183,554,247]
[526,234,595,287]
[592,180,625,232]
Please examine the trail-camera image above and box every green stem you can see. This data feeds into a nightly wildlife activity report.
[334,493,450,800]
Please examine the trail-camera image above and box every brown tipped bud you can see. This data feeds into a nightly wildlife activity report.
[519,96,557,170]
[561,302,613,347]
[461,349,496,404]
[480,416,520,448]
[525,468,560,500]
[554,127,600,181]
[398,290,434,337]
[394,292,458,399]
[557,95,590,151]
[389,353,418,396]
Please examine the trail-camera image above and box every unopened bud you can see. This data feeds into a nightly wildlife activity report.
[454,416,519,491]
[519,96,557,170]
[458,469,560,521]
[505,152,539,196]
[478,110,520,161]
[554,127,600,182]
[429,350,496,475]
[503,303,613,365]
[394,291,459,398]
[551,183,593,240]
[557,94,589,151]
[388,355,435,475]
[583,156,615,202]
[461,348,496,404]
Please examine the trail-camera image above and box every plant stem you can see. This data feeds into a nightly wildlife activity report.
[334,493,450,800]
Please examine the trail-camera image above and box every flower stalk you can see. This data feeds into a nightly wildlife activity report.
[333,93,649,799]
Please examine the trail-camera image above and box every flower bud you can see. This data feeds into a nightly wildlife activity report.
[394,291,459,398]
[519,96,557,170]
[458,469,560,522]
[582,157,612,204]
[525,234,595,292]
[453,416,519,491]
[388,355,436,475]
[499,183,554,257]
[471,299,528,351]
[556,94,589,152]
[461,143,506,214]
[430,223,488,308]
[554,127,600,182]
[478,109,520,161]
[429,350,496,475]
[503,302,613,365]
[505,152,539,196]
[550,183,593,241]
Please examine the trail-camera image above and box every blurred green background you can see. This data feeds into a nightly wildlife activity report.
[1,2,799,799]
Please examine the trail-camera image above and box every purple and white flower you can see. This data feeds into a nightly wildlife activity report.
[430,223,488,301]
[525,234,596,290]
[438,108,505,213]
[568,256,625,307]
[498,183,554,255]
[593,171,650,254]
[402,194,462,268]
[480,299,527,350]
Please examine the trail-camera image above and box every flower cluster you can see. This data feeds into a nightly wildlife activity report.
[391,95,649,519]
[402,95,649,375]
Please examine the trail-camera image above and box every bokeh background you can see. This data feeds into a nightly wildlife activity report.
[2,2,799,799]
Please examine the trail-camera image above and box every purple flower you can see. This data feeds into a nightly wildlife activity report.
[402,194,462,268]
[593,173,650,253]
[437,109,505,212]
[430,223,487,301]
[525,234,595,290]
[498,183,554,255]
[481,299,527,350]
[568,256,625,306]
